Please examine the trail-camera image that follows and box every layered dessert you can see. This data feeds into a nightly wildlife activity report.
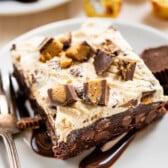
[11,21,168,159]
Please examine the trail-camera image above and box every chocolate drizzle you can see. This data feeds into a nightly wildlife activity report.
[31,126,54,157]
[79,129,136,168]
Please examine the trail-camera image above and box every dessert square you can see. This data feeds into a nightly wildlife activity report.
[11,21,168,159]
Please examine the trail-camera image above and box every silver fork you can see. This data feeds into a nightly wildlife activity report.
[0,71,21,168]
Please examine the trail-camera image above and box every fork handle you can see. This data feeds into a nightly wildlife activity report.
[0,132,21,168]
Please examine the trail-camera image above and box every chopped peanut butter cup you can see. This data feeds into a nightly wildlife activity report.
[48,84,77,106]
[120,99,138,108]
[94,49,114,75]
[83,79,109,106]
[141,90,156,104]
[59,32,72,50]
[39,37,63,62]
[66,41,94,62]
[118,59,136,81]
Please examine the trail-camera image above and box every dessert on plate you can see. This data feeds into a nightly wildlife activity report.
[11,20,168,159]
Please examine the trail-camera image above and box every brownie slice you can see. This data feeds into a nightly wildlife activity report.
[11,21,168,159]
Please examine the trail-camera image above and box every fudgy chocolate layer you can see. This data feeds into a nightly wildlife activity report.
[13,65,167,159]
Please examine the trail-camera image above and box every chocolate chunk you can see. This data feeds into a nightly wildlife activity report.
[118,59,136,81]
[81,129,95,141]
[38,37,63,62]
[141,90,156,103]
[122,115,132,128]
[135,113,146,124]
[94,131,111,142]
[66,41,94,62]
[145,111,157,124]
[158,101,168,114]
[93,49,114,75]
[120,99,137,108]
[59,32,72,50]
[83,79,109,106]
[48,84,77,106]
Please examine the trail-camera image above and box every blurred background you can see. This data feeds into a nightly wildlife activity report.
[0,0,167,47]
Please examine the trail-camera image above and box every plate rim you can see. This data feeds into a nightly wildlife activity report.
[1,17,168,52]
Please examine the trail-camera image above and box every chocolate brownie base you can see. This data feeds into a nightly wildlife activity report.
[13,65,167,159]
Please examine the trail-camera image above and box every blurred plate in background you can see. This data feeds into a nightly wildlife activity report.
[0,0,70,15]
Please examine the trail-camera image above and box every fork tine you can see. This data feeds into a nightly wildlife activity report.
[0,71,9,115]
[9,74,30,119]
[0,70,4,93]
[9,74,17,116]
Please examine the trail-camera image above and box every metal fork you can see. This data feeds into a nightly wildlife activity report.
[0,71,21,168]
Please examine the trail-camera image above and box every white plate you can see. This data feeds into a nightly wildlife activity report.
[0,0,70,15]
[0,18,168,168]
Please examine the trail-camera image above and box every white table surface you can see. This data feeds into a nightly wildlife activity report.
[0,0,167,48]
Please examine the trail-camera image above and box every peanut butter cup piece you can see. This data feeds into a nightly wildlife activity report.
[118,59,136,81]
[100,39,121,56]
[141,90,156,104]
[39,37,63,62]
[59,32,72,50]
[94,49,114,75]
[83,79,109,106]
[66,41,93,61]
[141,45,168,94]
[48,84,77,106]
[60,53,73,68]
